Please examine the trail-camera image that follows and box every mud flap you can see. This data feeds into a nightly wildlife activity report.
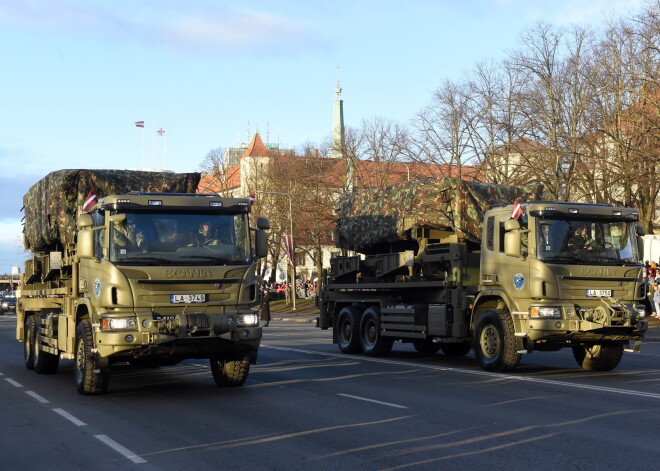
[624,340,642,353]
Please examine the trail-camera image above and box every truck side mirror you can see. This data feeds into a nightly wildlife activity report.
[78,229,95,259]
[257,217,271,230]
[637,224,645,260]
[77,214,95,259]
[255,230,268,258]
[504,231,521,258]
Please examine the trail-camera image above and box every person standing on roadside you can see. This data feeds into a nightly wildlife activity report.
[653,280,660,318]
[261,287,271,327]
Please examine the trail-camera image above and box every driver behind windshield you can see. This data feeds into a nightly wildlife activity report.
[568,223,596,251]
[188,220,222,246]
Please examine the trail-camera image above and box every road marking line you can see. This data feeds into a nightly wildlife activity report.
[338,393,408,409]
[95,434,147,464]
[26,391,49,403]
[53,408,87,426]
[263,345,660,401]
[5,378,22,387]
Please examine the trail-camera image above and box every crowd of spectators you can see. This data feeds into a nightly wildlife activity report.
[644,261,660,317]
[262,278,317,301]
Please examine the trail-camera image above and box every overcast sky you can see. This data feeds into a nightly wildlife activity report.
[0,0,646,272]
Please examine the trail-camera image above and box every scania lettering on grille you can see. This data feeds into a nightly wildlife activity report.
[582,267,615,277]
[164,269,213,278]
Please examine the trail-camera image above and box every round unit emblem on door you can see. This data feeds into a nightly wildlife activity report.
[513,273,525,291]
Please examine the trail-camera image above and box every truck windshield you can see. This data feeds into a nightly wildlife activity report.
[109,212,251,265]
[536,218,639,265]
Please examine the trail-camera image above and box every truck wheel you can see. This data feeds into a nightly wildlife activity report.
[211,357,250,386]
[572,342,624,371]
[336,307,362,354]
[75,319,110,395]
[33,319,59,374]
[24,315,36,370]
[413,339,442,355]
[474,309,521,371]
[359,307,393,356]
[440,341,472,357]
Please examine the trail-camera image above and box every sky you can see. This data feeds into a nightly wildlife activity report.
[0,0,646,273]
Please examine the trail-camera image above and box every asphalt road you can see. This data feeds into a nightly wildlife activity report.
[1,313,659,470]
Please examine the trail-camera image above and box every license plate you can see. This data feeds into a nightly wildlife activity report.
[586,289,612,297]
[170,294,206,304]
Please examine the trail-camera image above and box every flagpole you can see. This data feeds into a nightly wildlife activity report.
[142,125,145,169]
[152,122,156,169]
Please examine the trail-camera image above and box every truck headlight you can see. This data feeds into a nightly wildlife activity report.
[238,314,259,327]
[1,303,7,309]
[529,307,562,318]
[101,317,137,331]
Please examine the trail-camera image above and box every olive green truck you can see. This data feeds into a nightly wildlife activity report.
[17,169,269,394]
[318,178,648,371]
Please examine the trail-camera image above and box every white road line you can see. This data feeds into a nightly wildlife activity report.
[338,393,408,409]
[5,378,22,388]
[263,344,660,401]
[95,434,147,464]
[25,391,49,403]
[53,408,87,426]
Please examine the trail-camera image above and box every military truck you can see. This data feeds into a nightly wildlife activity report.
[17,169,269,394]
[318,178,647,372]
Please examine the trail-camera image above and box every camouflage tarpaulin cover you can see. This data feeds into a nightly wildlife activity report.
[23,169,201,252]
[335,177,543,253]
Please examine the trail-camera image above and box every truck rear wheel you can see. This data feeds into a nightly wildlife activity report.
[336,306,362,354]
[75,319,110,395]
[572,342,624,371]
[24,315,36,370]
[33,319,59,374]
[211,357,250,386]
[359,307,393,356]
[474,309,521,371]
[440,341,472,357]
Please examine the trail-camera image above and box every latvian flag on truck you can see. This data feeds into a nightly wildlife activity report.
[83,189,98,212]
[512,198,523,219]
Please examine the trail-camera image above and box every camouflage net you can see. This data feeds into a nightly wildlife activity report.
[335,177,543,254]
[23,169,201,252]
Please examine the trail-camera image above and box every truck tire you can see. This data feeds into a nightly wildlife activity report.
[359,307,394,356]
[572,342,624,371]
[211,357,250,386]
[440,341,472,357]
[24,315,36,370]
[33,320,59,374]
[336,306,362,354]
[474,309,521,371]
[75,319,110,395]
[413,339,442,355]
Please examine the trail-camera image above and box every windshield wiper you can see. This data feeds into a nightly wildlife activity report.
[116,256,171,265]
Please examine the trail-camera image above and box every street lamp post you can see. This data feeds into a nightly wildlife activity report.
[256,191,296,311]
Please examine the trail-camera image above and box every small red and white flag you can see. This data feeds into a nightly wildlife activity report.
[157,127,165,136]
[282,234,294,267]
[512,198,523,220]
[83,189,98,212]
[135,121,145,128]
[246,194,256,204]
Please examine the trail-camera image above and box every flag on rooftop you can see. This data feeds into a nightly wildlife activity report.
[157,127,165,136]
[135,121,145,128]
